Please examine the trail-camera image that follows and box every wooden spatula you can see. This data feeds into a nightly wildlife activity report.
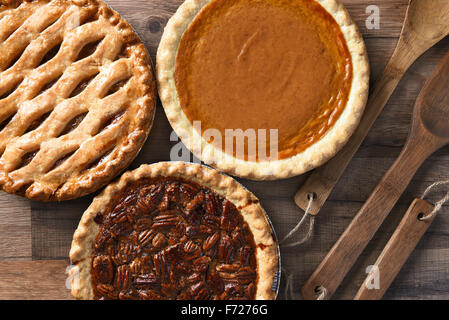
[354,198,435,300]
[301,50,449,300]
[295,0,449,216]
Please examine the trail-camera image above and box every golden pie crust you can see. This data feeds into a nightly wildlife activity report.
[70,162,279,300]
[0,0,157,201]
[157,0,369,180]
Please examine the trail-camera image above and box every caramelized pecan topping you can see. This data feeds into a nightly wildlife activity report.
[91,178,257,300]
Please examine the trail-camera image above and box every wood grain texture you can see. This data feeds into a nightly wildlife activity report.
[0,0,448,300]
[0,193,31,261]
[354,198,435,300]
[0,260,71,300]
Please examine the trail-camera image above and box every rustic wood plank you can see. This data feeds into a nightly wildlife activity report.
[384,248,449,300]
[285,248,449,300]
[0,193,31,261]
[30,196,92,260]
[0,260,72,299]
[341,0,408,38]
[354,199,436,300]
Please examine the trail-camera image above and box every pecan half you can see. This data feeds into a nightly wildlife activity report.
[119,291,138,300]
[112,242,135,265]
[183,192,205,223]
[218,236,234,264]
[218,266,256,285]
[179,182,199,205]
[135,273,158,287]
[190,281,204,294]
[138,229,156,247]
[207,269,224,293]
[203,214,220,228]
[96,284,117,299]
[139,289,163,300]
[203,232,220,251]
[186,192,205,212]
[115,265,131,291]
[247,282,256,298]
[193,256,211,272]
[152,233,168,249]
[186,225,213,238]
[159,192,170,211]
[165,182,180,203]
[137,185,164,213]
[221,200,240,232]
[135,217,153,232]
[239,246,253,266]
[184,240,198,254]
[187,272,203,284]
[216,264,240,273]
[92,255,113,284]
[194,287,209,300]
[153,252,168,279]
[152,215,178,228]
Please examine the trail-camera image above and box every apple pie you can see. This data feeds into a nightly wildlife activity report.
[0,0,157,201]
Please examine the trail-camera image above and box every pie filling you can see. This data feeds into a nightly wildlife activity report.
[91,178,259,300]
[175,0,353,160]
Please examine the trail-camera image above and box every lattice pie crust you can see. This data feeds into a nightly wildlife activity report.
[0,0,157,201]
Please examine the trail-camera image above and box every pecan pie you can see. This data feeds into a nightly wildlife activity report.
[0,0,157,201]
[157,0,369,179]
[70,162,279,300]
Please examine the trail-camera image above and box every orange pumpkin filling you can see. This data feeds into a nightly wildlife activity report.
[175,0,353,160]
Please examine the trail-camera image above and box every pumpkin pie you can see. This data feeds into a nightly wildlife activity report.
[69,162,280,300]
[157,0,369,179]
[0,0,157,200]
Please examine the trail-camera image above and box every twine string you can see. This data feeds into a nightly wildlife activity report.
[306,180,449,300]
[316,286,328,300]
[419,180,449,221]
[280,193,316,248]
[280,193,316,299]
[282,267,294,300]
[282,181,449,300]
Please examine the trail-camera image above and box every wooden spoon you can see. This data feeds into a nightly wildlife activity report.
[354,198,435,300]
[295,0,449,215]
[301,50,449,300]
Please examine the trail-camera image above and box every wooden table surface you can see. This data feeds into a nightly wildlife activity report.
[1,0,449,300]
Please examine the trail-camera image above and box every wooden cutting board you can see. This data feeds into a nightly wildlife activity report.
[1,0,449,300]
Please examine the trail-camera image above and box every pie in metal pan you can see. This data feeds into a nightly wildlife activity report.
[0,0,157,201]
[70,162,280,300]
[157,0,369,180]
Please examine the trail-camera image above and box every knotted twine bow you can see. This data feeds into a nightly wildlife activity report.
[418,180,449,221]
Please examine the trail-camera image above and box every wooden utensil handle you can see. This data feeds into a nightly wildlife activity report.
[301,142,432,300]
[354,198,435,300]
[294,51,417,215]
